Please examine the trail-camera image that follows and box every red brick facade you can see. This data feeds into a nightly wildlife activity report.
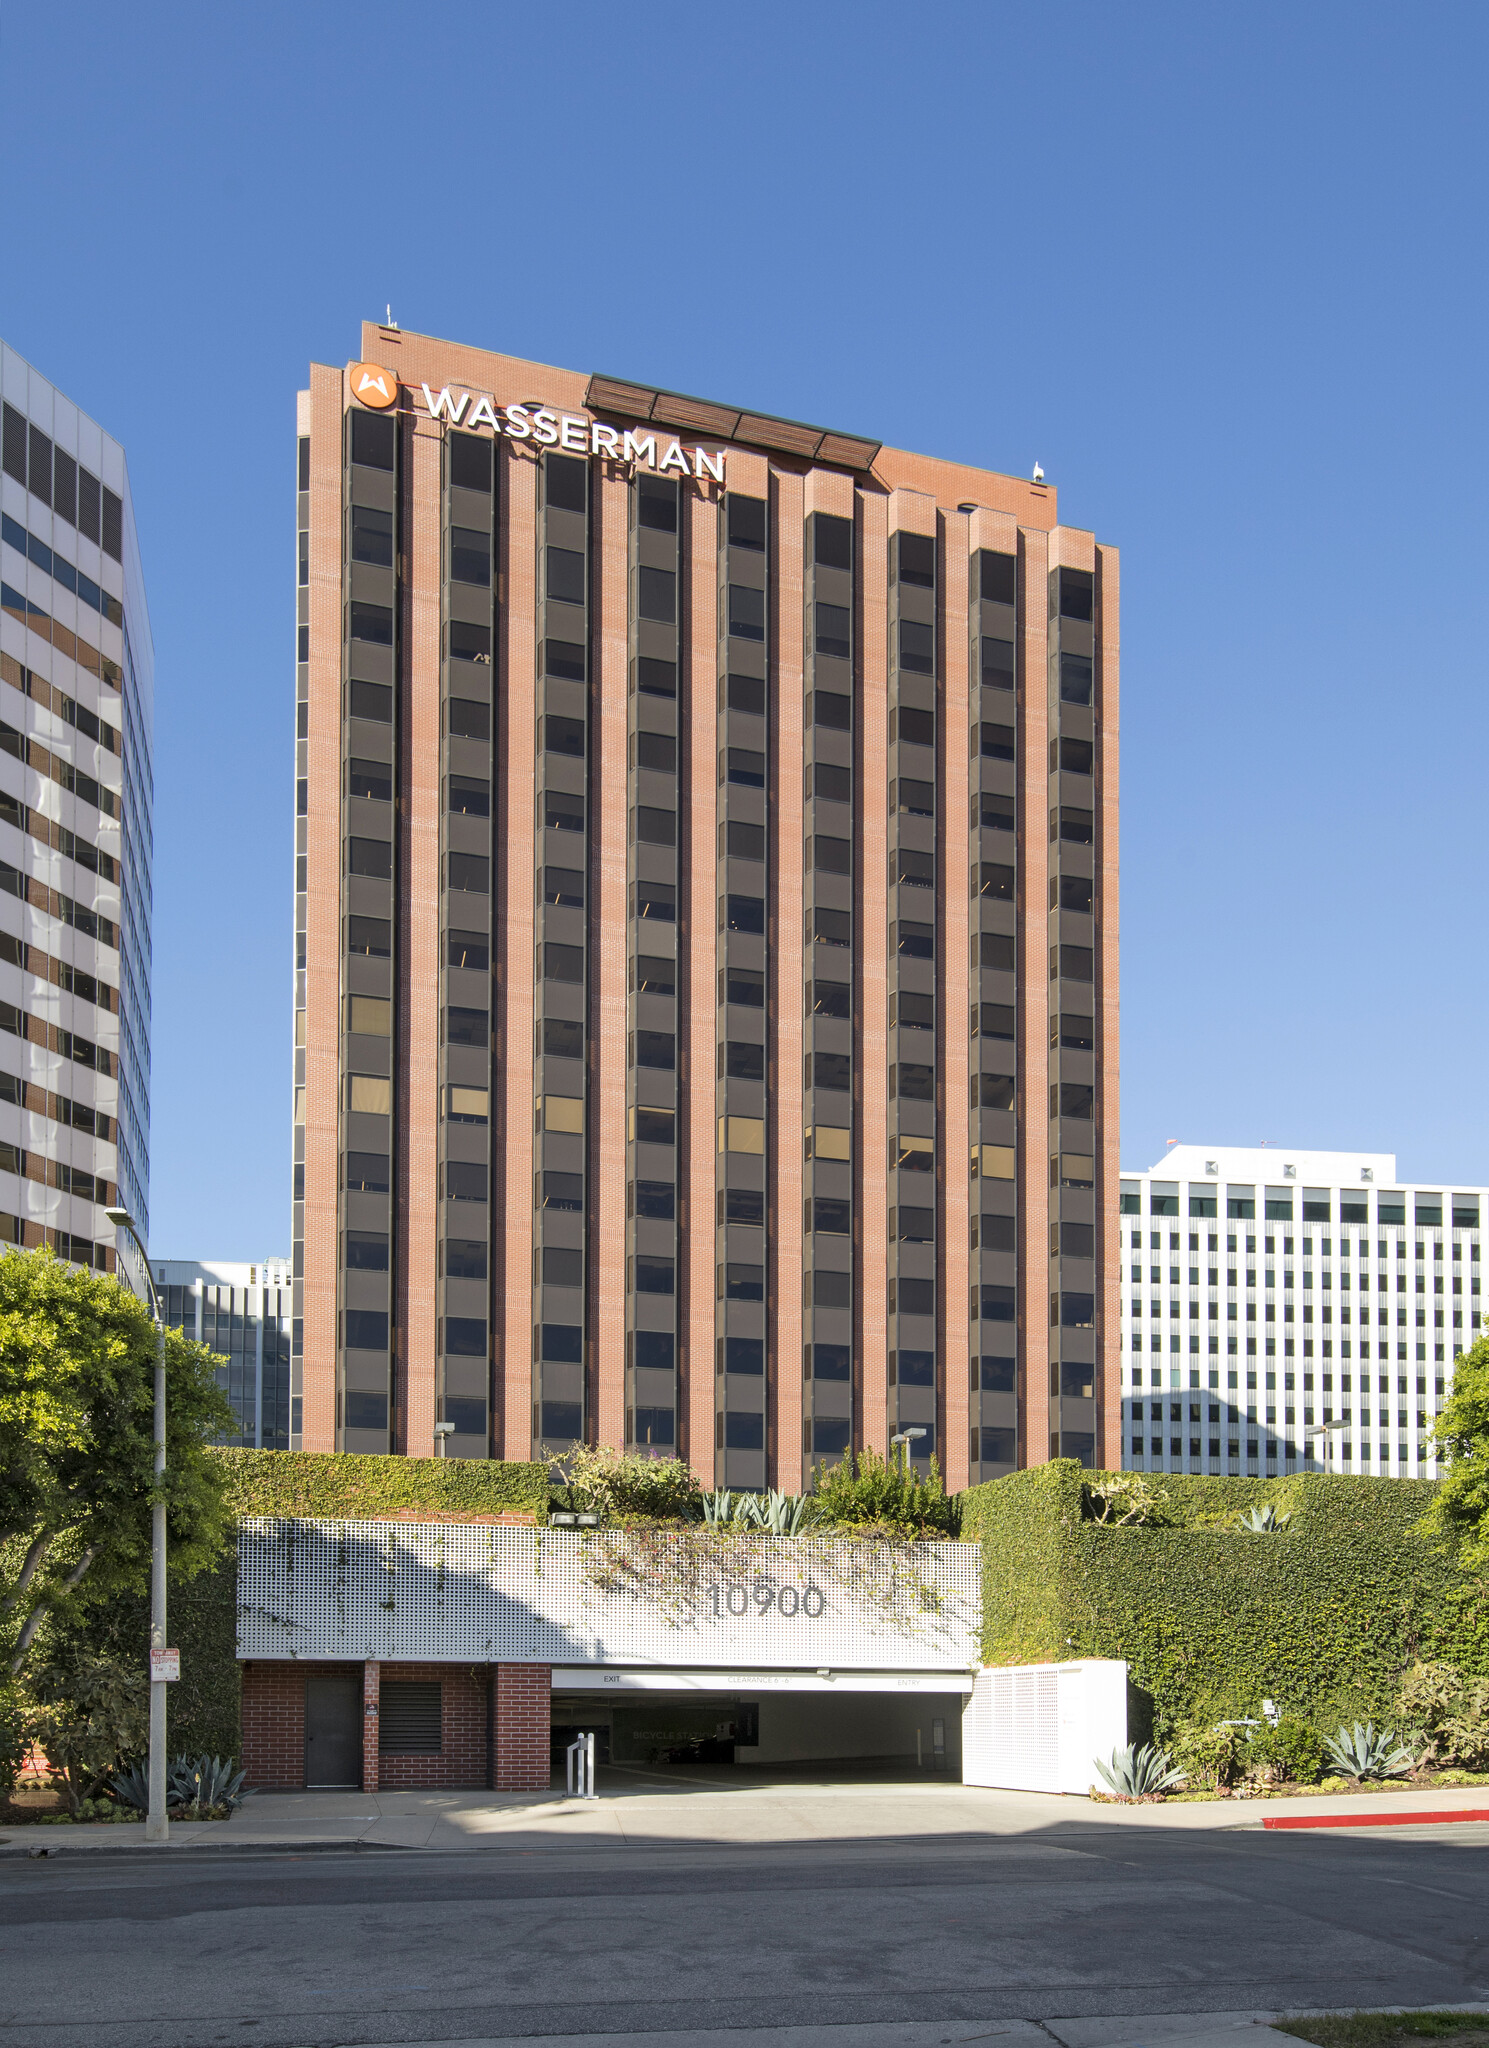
[242,1660,550,1792]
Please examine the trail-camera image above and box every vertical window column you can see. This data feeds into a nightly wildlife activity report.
[886,526,937,1469]
[968,546,1019,1479]
[339,405,399,1450]
[291,433,309,1445]
[802,511,855,1471]
[534,451,591,1450]
[1047,561,1098,1469]
[439,429,496,1454]
[627,474,681,1456]
[716,492,770,1485]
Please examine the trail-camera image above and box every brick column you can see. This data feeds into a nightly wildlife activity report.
[495,1663,551,1790]
[362,1659,380,1793]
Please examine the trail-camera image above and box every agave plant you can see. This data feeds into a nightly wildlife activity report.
[169,1754,253,1815]
[1236,1503,1292,1533]
[1093,1742,1187,1800]
[1322,1722,1413,1782]
[750,1489,817,1535]
[111,1761,150,1811]
[700,1489,738,1526]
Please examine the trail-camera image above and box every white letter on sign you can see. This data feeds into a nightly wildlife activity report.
[421,385,469,424]
[591,423,620,459]
[622,430,656,467]
[504,403,533,440]
[530,409,560,446]
[559,415,589,453]
[466,395,500,432]
[693,447,725,482]
[658,438,690,476]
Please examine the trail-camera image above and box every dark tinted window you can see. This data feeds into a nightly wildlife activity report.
[811,690,851,731]
[813,514,852,569]
[981,636,1014,689]
[724,893,764,933]
[52,449,76,525]
[545,638,586,682]
[634,1330,675,1371]
[724,1040,764,1080]
[541,1321,584,1362]
[725,1337,764,1374]
[812,907,850,947]
[723,965,764,1006]
[350,601,393,644]
[977,862,1015,901]
[812,760,851,802]
[633,1106,675,1145]
[634,881,675,920]
[350,411,395,471]
[728,674,765,714]
[547,546,585,605]
[725,1187,764,1223]
[897,1349,935,1385]
[544,789,583,832]
[634,1180,675,1220]
[636,655,676,697]
[447,851,489,893]
[545,714,586,757]
[978,932,1015,971]
[728,495,766,550]
[1055,567,1093,620]
[815,602,850,659]
[350,680,392,723]
[810,1050,851,1091]
[729,584,764,639]
[634,806,675,846]
[1,405,24,486]
[28,426,51,506]
[344,1151,389,1192]
[448,620,490,663]
[895,777,934,816]
[77,466,100,543]
[895,531,935,587]
[449,431,491,491]
[980,722,1014,761]
[980,550,1016,603]
[544,866,584,906]
[812,979,850,1019]
[892,705,934,747]
[542,942,584,982]
[635,729,675,773]
[634,1030,675,1070]
[352,504,393,566]
[895,920,933,959]
[542,1018,583,1058]
[632,953,674,996]
[349,915,391,958]
[449,774,490,816]
[446,1006,489,1047]
[541,1172,583,1211]
[446,1160,487,1201]
[812,1343,851,1381]
[345,1309,388,1351]
[448,699,489,741]
[444,1240,488,1279]
[349,759,392,801]
[1059,735,1093,775]
[974,1002,1015,1039]
[637,479,677,532]
[894,1063,935,1101]
[348,837,391,878]
[727,747,765,787]
[1059,654,1092,704]
[448,928,488,971]
[451,527,491,584]
[544,454,587,511]
[346,1231,389,1271]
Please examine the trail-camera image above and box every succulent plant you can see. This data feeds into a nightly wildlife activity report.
[1236,1503,1292,1533]
[1093,1742,1187,1799]
[1322,1721,1414,1781]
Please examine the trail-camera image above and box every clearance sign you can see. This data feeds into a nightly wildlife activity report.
[346,361,727,481]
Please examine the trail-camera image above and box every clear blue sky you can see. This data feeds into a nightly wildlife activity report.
[3,1,1485,1251]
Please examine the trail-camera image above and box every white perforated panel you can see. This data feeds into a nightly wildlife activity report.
[237,1521,980,1671]
[961,1659,1128,1790]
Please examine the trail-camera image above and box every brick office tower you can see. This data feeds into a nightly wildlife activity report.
[291,322,1120,1488]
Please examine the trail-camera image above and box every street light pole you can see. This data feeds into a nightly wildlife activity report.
[106,1207,168,1847]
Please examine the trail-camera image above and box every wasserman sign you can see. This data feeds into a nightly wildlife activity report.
[346,361,728,480]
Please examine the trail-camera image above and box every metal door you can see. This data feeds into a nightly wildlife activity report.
[304,1673,361,1788]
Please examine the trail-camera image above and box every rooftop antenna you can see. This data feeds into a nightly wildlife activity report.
[1032,460,1045,483]
[385,304,399,330]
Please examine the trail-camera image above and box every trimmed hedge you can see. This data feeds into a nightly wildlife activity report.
[210,1447,549,1521]
[961,1462,1489,1738]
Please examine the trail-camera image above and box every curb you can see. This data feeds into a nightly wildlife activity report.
[1262,1807,1489,1831]
[0,1835,411,1861]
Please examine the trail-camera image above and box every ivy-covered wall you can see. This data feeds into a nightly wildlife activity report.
[212,1448,549,1521]
[960,1461,1489,1736]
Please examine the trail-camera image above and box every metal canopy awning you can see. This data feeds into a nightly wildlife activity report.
[584,374,882,473]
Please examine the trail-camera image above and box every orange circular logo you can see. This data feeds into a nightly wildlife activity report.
[348,361,399,411]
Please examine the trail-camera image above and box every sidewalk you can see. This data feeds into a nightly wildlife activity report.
[6,1771,1489,1855]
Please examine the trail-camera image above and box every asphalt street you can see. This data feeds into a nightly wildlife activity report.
[3,1819,1487,2048]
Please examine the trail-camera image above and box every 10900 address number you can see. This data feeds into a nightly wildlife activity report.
[708,1580,826,1619]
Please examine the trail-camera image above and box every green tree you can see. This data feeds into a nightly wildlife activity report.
[0,1248,234,1678]
[1421,1334,1489,1573]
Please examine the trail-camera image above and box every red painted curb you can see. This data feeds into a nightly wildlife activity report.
[1262,1807,1489,1831]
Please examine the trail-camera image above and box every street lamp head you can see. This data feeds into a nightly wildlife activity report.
[433,1423,455,1437]
[105,1207,134,1230]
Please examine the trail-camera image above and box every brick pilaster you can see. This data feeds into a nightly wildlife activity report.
[362,1659,380,1793]
[495,1663,551,1791]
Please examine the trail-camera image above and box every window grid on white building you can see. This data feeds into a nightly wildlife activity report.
[1118,1148,1479,1479]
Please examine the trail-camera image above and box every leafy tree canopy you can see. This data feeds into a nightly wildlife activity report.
[1421,1334,1489,1573]
[0,1249,234,1676]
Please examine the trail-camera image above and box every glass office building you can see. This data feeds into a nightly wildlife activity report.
[0,341,152,1283]
[291,324,1121,1486]
[154,1257,294,1449]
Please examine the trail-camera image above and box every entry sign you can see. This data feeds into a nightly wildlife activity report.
[150,1649,180,1683]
